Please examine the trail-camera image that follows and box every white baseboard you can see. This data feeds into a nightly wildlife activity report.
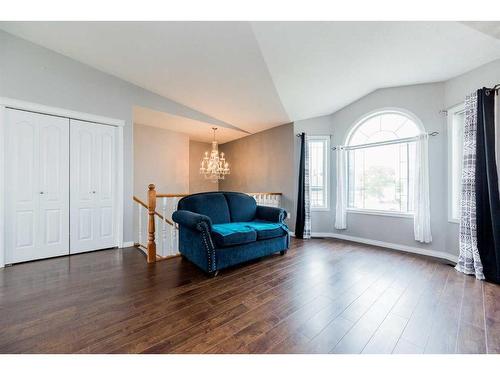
[121,241,135,248]
[310,232,458,264]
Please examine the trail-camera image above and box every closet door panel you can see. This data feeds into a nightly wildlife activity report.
[70,120,116,253]
[71,125,95,248]
[78,209,92,240]
[16,211,35,248]
[38,118,70,250]
[45,209,62,245]
[5,109,69,263]
[95,126,115,246]
[15,121,37,202]
[70,121,95,251]
[76,128,94,203]
[11,119,37,253]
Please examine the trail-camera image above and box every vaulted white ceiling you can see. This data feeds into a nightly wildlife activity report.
[252,22,500,121]
[1,21,500,142]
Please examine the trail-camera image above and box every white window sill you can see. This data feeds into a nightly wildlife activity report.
[346,208,414,219]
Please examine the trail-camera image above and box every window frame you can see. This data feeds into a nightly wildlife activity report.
[447,102,465,224]
[344,108,424,217]
[307,135,330,211]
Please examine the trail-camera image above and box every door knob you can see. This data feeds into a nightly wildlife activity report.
[92,191,96,194]
[39,191,44,195]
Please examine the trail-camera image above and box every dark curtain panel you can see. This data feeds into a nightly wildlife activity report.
[475,88,500,284]
[295,133,306,239]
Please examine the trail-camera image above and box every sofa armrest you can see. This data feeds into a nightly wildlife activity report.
[256,205,287,223]
[174,210,216,274]
[172,210,212,231]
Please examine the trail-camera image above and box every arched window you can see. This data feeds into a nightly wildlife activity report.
[346,110,423,213]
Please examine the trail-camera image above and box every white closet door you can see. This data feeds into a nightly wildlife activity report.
[5,109,70,263]
[70,119,116,253]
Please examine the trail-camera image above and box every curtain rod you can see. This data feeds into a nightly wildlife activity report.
[295,133,334,137]
[440,84,500,114]
[331,131,439,151]
[486,84,500,96]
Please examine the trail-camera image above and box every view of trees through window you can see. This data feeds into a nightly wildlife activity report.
[347,111,420,213]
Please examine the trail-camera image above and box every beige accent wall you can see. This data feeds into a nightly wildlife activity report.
[134,124,190,201]
[219,123,295,228]
[189,140,219,193]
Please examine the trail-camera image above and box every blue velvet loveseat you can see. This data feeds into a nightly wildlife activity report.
[172,192,289,276]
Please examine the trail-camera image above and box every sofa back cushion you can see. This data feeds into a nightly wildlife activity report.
[177,192,230,224]
[224,192,257,222]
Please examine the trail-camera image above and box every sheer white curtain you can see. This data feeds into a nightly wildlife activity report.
[335,148,347,230]
[413,134,432,243]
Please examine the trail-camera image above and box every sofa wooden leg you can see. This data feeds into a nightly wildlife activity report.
[280,250,287,256]
[209,270,219,278]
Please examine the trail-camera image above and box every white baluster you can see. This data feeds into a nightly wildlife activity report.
[162,197,167,257]
[138,204,143,247]
[176,197,180,254]
[171,197,179,255]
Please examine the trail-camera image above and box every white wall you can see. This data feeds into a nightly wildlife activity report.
[134,124,190,200]
[444,59,500,108]
[219,124,296,227]
[0,30,223,245]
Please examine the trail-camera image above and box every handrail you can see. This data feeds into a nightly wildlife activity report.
[155,192,282,198]
[156,193,190,198]
[133,195,174,226]
[246,192,282,196]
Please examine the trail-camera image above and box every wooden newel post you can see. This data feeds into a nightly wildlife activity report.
[147,184,157,263]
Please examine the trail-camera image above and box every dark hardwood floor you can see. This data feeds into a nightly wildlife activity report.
[1,238,499,354]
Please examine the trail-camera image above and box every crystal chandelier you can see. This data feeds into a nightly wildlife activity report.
[199,127,230,182]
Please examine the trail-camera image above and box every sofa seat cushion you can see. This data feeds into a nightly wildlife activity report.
[242,220,288,240]
[211,223,257,247]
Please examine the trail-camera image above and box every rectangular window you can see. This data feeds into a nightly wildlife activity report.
[347,142,415,213]
[448,103,465,222]
[308,136,329,210]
